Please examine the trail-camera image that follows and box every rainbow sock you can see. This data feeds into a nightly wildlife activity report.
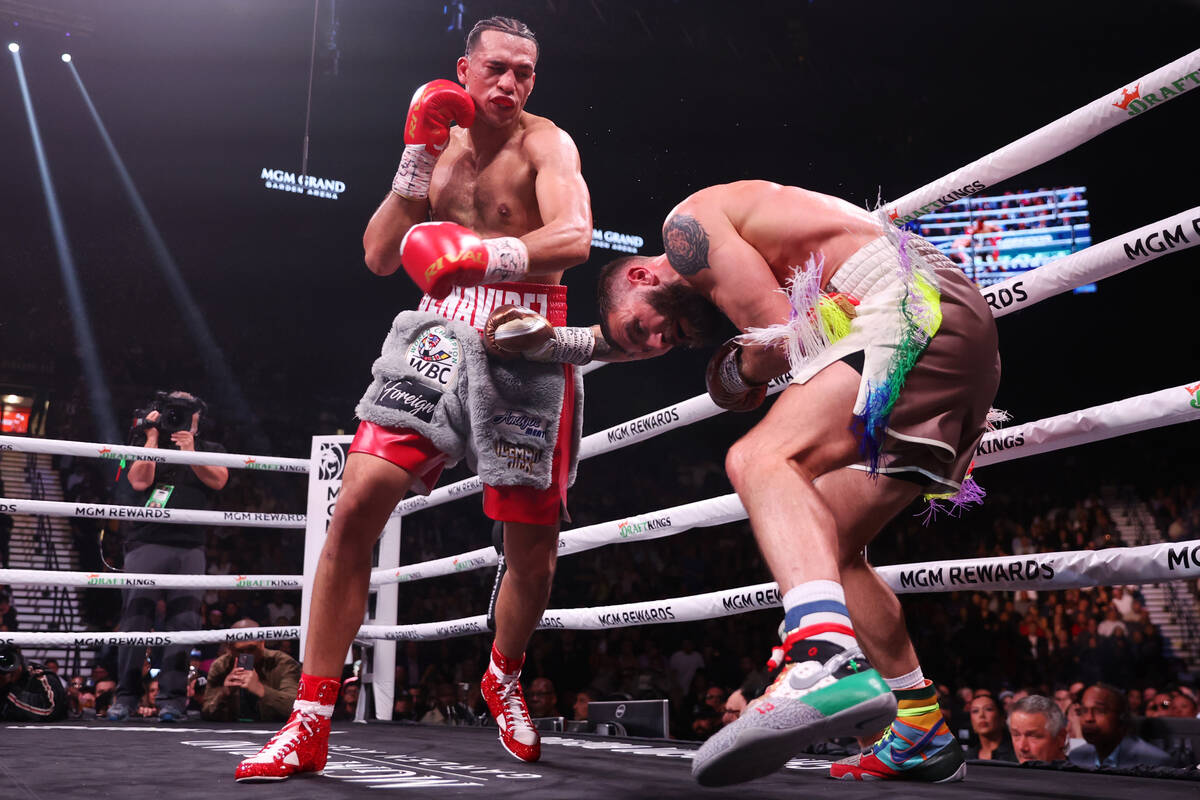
[892,680,945,732]
[877,680,954,767]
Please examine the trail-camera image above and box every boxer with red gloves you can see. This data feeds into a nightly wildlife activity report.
[238,16,606,781]
[592,181,1000,787]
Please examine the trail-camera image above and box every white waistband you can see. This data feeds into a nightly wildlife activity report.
[826,235,900,298]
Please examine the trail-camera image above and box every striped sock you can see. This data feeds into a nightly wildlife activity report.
[876,680,955,769]
[781,580,857,650]
[892,680,945,732]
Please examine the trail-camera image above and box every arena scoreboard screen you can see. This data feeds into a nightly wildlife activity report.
[913,187,1094,292]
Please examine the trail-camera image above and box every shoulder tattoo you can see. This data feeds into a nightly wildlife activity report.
[663,214,711,276]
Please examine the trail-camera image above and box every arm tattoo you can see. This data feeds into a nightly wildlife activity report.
[591,335,618,359]
[663,214,711,276]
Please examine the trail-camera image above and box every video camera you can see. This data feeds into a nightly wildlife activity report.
[130,391,208,444]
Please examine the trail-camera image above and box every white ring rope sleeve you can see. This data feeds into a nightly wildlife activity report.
[361,539,1200,641]
[0,498,306,529]
[374,381,1200,586]
[0,435,309,472]
[4,626,302,649]
[0,568,303,590]
[982,206,1200,318]
[883,48,1200,226]
[14,537,1200,646]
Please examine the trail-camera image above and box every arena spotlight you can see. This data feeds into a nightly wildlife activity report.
[11,43,119,442]
[7,42,17,52]
[61,53,70,62]
[67,60,266,450]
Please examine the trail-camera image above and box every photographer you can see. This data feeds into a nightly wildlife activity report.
[108,391,228,722]
[202,619,300,722]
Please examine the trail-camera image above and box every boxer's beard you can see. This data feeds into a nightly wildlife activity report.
[645,282,725,348]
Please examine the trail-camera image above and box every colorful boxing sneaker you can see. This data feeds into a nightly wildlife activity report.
[480,645,540,763]
[692,634,896,787]
[234,674,340,782]
[830,680,965,782]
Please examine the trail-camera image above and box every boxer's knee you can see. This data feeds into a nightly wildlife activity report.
[502,522,558,589]
[324,495,388,559]
[325,460,415,558]
[726,430,805,490]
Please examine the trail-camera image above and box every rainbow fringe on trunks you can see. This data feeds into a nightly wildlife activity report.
[920,408,1009,523]
[856,229,942,475]
[741,230,994,520]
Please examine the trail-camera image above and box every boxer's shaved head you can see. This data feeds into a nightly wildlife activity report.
[466,16,538,61]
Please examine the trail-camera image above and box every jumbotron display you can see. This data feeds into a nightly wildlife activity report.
[913,186,1092,291]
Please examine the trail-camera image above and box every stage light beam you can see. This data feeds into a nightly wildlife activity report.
[7,42,18,52]
[61,53,70,62]
[9,45,119,442]
[66,60,268,451]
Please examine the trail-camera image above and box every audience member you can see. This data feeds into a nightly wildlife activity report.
[1068,684,1171,768]
[527,677,558,719]
[572,688,596,722]
[201,619,300,722]
[0,645,68,721]
[1009,695,1068,763]
[966,695,1016,761]
[668,639,704,695]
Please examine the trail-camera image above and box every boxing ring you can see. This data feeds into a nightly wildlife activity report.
[2,47,1199,798]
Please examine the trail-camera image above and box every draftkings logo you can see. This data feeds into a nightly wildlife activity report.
[452,556,486,572]
[887,180,987,227]
[1186,384,1200,410]
[1114,72,1200,116]
[616,517,672,538]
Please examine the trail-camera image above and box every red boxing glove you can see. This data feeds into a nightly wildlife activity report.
[705,339,767,412]
[392,80,475,200]
[400,222,529,300]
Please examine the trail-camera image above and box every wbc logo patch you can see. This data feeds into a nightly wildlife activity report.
[407,325,461,389]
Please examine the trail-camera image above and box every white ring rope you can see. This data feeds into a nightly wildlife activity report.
[14,538,1200,647]
[375,380,1200,586]
[0,434,309,472]
[13,378,1185,596]
[361,540,1200,641]
[0,498,305,529]
[3,626,301,649]
[0,568,302,590]
[972,383,1200,469]
[884,48,1200,226]
[982,206,1200,317]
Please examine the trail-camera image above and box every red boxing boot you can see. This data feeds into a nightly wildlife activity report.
[235,674,341,782]
[480,645,540,762]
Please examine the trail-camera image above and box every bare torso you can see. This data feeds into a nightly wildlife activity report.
[676,181,881,289]
[430,111,565,285]
[657,181,884,379]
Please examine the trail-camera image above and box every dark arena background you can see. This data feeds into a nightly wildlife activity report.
[1,1,1198,798]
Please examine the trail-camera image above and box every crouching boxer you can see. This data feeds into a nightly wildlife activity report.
[584,181,1000,786]
[236,16,616,780]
